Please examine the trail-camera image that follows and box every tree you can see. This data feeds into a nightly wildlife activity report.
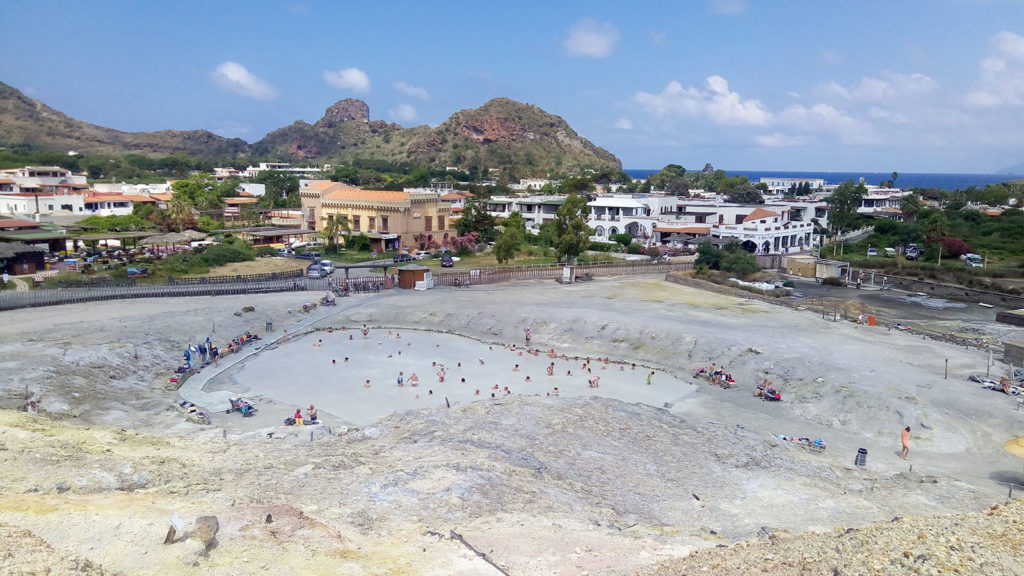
[455,200,498,241]
[825,180,868,236]
[612,233,634,248]
[493,226,523,263]
[167,195,195,232]
[664,176,690,197]
[920,211,950,240]
[171,173,222,210]
[725,184,764,204]
[557,176,596,196]
[255,171,300,208]
[321,214,351,249]
[899,193,923,223]
[552,193,591,263]
[649,164,686,190]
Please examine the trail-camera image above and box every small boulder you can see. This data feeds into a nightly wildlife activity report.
[192,516,219,549]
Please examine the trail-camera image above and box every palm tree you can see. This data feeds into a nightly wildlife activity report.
[168,196,194,232]
[321,214,351,249]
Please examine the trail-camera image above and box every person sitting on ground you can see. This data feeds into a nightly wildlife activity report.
[1001,376,1013,395]
[755,379,767,397]
[294,409,304,426]
[26,400,38,415]
[307,404,318,423]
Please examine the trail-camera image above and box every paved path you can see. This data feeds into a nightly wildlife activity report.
[177,292,388,412]
[8,276,30,291]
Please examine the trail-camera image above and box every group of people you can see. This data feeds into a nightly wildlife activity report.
[286,404,318,426]
[755,379,781,401]
[694,364,734,388]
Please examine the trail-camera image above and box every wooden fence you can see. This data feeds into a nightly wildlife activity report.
[0,261,690,311]
[434,260,693,287]
[0,279,310,311]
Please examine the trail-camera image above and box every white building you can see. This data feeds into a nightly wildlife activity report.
[236,183,266,197]
[482,195,566,229]
[242,162,323,179]
[858,187,909,218]
[92,182,174,196]
[0,192,86,216]
[509,178,555,192]
[758,177,827,196]
[82,194,156,216]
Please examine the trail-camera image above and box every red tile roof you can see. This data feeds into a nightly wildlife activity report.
[0,218,41,229]
[742,208,780,223]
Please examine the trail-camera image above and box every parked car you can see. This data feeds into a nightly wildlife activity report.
[441,255,454,268]
[393,253,414,263]
[297,251,322,262]
[319,259,335,275]
[866,247,878,257]
[905,244,920,260]
[126,266,148,278]
[884,247,897,257]
[277,247,294,257]
[412,250,431,260]
[963,253,984,268]
[307,264,324,278]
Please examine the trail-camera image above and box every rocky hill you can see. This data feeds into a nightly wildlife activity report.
[0,82,621,174]
[0,82,250,158]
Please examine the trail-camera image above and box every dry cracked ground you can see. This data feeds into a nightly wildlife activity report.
[2,274,1024,575]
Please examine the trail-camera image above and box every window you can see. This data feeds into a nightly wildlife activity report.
[381,217,389,232]
[437,215,445,230]
[424,215,433,231]
[368,217,376,231]
[352,216,360,231]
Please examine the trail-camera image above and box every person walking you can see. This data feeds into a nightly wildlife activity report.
[900,426,910,460]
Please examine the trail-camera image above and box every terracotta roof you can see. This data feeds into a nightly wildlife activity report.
[305,180,339,191]
[984,209,1003,216]
[654,225,710,234]
[0,179,16,184]
[0,218,40,229]
[224,197,259,205]
[439,192,464,200]
[150,193,174,201]
[742,208,781,223]
[324,188,409,203]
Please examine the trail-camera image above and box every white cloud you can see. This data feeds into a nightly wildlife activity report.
[818,49,842,66]
[390,104,418,123]
[777,103,881,145]
[211,62,278,100]
[819,73,937,103]
[965,31,1024,108]
[394,81,431,100]
[615,118,634,130]
[323,67,371,93]
[648,30,668,47]
[707,0,746,15]
[633,76,769,126]
[564,18,620,59]
[754,132,806,147]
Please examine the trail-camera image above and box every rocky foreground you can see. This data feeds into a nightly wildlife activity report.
[3,278,1024,574]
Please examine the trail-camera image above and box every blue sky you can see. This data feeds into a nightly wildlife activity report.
[3,0,1024,173]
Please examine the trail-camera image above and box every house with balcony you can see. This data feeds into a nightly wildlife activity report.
[82,194,157,216]
[300,180,453,252]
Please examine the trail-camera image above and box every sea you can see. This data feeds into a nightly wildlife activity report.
[622,169,1020,192]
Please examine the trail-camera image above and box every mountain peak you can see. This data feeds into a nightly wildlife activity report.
[316,99,369,129]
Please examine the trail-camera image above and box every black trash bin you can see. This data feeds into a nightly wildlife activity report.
[266,321,273,332]
[855,448,867,467]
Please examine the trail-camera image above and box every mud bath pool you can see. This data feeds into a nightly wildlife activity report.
[212,327,698,427]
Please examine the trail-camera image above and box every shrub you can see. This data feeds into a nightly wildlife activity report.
[822,276,847,286]
[938,236,972,257]
[626,243,645,254]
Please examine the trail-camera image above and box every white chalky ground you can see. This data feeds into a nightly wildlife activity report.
[218,327,697,427]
